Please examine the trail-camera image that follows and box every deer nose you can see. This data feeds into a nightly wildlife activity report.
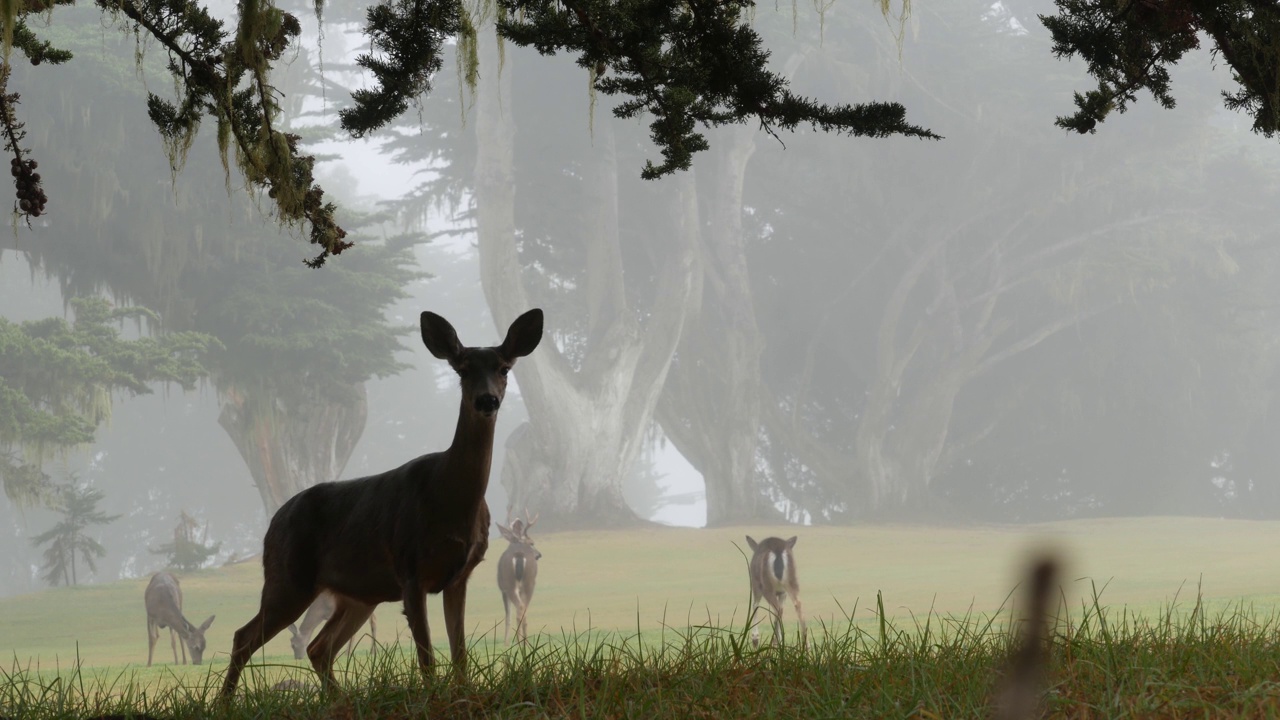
[475,394,500,414]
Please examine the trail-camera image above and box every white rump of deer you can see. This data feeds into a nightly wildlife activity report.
[145,571,215,666]
[220,309,543,697]
[496,511,541,645]
[745,535,807,648]
[288,592,378,660]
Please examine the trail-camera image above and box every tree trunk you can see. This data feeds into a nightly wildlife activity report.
[656,126,769,525]
[217,383,367,515]
[475,29,698,527]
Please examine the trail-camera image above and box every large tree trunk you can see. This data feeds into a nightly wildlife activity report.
[656,126,770,525]
[217,383,367,515]
[475,29,698,528]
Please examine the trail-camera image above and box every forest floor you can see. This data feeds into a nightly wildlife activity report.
[4,517,1280,717]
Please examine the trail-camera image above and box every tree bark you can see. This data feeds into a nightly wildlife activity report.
[656,126,769,525]
[475,30,698,528]
[217,383,367,515]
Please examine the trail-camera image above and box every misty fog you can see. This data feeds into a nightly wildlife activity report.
[2,0,1278,618]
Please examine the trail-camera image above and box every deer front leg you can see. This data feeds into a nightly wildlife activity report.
[402,580,434,676]
[171,628,183,664]
[442,581,470,680]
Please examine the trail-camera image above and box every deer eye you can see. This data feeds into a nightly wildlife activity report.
[500,366,510,377]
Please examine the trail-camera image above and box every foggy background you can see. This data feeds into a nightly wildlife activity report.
[2,0,1278,598]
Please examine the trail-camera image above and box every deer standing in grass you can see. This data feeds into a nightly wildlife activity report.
[145,572,215,666]
[496,512,541,645]
[288,592,379,660]
[745,535,807,648]
[219,309,544,697]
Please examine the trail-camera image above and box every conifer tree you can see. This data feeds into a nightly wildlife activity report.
[29,477,120,586]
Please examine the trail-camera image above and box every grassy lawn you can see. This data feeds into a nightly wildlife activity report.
[6,517,1280,671]
[5,517,1280,717]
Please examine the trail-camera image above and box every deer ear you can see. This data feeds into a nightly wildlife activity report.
[500,309,544,361]
[421,312,463,360]
[288,624,299,637]
[745,536,759,552]
[200,615,215,632]
[785,536,798,549]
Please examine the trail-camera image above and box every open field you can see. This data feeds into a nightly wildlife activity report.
[5,516,1280,676]
[6,517,1280,717]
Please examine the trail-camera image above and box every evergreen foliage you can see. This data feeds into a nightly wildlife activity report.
[28,477,120,586]
[150,510,221,571]
[0,297,216,505]
[1,0,940,264]
[1042,0,1280,137]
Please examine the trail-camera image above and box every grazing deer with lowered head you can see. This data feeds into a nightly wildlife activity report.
[145,572,215,666]
[496,511,541,645]
[745,535,807,648]
[220,309,543,697]
[288,591,378,660]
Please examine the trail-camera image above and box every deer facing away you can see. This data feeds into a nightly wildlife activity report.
[145,572,215,666]
[745,535,807,648]
[496,512,541,645]
[288,591,378,660]
[220,308,543,697]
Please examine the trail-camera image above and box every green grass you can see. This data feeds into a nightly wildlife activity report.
[6,517,1280,717]
[6,590,1280,718]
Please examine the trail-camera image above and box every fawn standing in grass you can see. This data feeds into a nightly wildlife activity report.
[745,535,807,648]
[219,309,543,697]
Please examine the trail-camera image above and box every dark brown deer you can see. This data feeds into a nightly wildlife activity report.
[220,309,543,697]
[745,535,807,648]
[145,572,215,666]
[287,591,379,660]
[496,511,541,645]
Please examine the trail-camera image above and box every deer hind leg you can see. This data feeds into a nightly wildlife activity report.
[515,598,531,644]
[146,619,159,667]
[221,587,315,698]
[790,589,807,649]
[502,592,512,646]
[769,592,787,646]
[308,598,375,689]
[342,615,371,656]
[749,591,769,648]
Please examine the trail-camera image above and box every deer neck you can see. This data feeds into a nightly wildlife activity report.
[440,400,497,508]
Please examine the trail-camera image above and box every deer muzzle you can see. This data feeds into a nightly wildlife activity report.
[475,393,501,415]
